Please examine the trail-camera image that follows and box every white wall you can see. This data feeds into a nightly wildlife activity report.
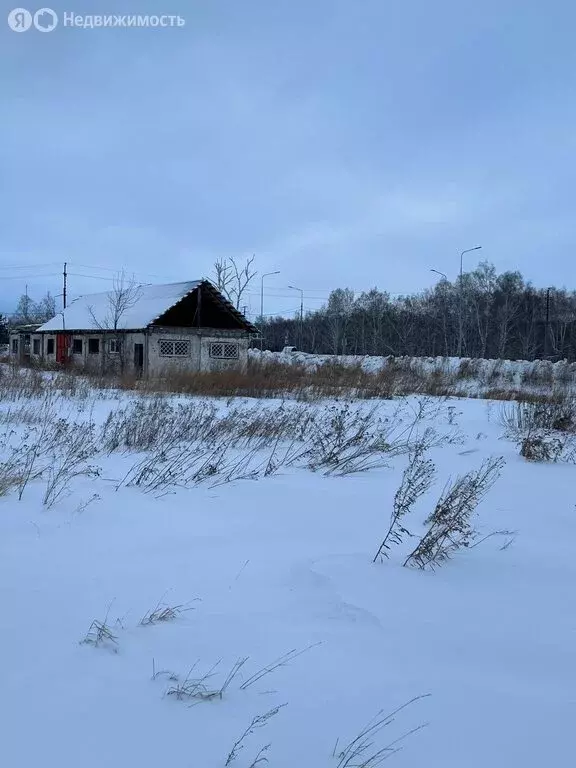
[11,329,252,376]
[147,328,249,375]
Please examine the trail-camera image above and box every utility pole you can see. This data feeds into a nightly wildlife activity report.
[260,271,280,351]
[63,262,67,310]
[457,246,482,357]
[288,285,304,350]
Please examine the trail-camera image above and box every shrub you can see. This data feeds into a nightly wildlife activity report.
[520,435,565,462]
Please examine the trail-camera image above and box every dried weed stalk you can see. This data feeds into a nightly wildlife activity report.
[404,457,504,569]
[373,447,436,563]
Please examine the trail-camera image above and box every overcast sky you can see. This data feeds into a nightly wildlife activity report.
[1,0,575,319]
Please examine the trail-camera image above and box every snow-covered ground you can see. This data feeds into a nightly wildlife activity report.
[0,382,574,767]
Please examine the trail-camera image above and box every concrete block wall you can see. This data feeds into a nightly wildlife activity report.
[148,328,249,375]
[11,328,252,376]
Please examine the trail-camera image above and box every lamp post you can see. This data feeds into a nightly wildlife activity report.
[288,285,304,350]
[457,246,482,357]
[260,271,280,351]
[431,270,448,356]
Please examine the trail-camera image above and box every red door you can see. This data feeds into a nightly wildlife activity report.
[56,333,71,364]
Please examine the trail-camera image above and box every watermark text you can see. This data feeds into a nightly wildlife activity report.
[7,7,186,32]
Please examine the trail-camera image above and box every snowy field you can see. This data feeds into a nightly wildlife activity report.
[0,373,574,767]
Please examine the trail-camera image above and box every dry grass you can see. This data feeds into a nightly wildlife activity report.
[3,356,574,405]
[133,360,409,400]
[105,397,455,495]
[334,695,430,767]
[500,396,576,463]
[0,465,23,497]
[140,595,198,626]
[80,619,118,651]
[165,658,249,704]
[484,388,571,404]
[403,456,505,569]
[225,704,287,766]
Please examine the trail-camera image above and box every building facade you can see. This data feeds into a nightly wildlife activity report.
[9,280,257,376]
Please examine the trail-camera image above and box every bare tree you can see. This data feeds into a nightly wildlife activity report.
[213,257,234,299]
[35,291,57,322]
[12,291,57,325]
[212,255,257,309]
[88,271,142,374]
[13,293,36,324]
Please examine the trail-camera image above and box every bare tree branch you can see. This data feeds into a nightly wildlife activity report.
[87,271,142,374]
[212,256,257,309]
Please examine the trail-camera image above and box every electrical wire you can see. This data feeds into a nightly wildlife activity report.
[0,272,62,280]
[0,262,62,270]
[71,263,177,281]
[67,272,117,282]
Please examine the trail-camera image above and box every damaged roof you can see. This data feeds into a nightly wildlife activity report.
[37,280,256,333]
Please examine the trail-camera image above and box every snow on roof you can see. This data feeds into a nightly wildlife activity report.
[38,280,202,332]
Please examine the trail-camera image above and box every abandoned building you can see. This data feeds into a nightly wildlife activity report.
[9,280,257,375]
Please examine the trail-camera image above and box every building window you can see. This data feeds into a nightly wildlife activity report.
[72,338,83,355]
[108,338,120,354]
[88,338,100,355]
[11,339,18,354]
[159,339,190,357]
[209,342,239,359]
[32,339,40,355]
[47,338,55,355]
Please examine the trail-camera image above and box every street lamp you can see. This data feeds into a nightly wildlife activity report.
[430,269,448,281]
[288,285,304,350]
[457,245,482,357]
[260,271,280,351]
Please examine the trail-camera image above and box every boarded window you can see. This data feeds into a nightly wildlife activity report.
[72,338,83,354]
[109,338,120,354]
[209,342,239,360]
[159,339,190,357]
[47,338,54,355]
[88,338,100,355]
[32,339,40,355]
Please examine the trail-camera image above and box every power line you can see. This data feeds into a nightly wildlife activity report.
[65,273,333,301]
[0,262,62,271]
[246,308,301,318]
[71,263,178,281]
[0,272,61,280]
[67,272,117,282]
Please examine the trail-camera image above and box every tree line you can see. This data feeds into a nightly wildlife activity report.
[259,261,576,361]
[1,292,57,346]
[5,261,575,362]
[8,292,57,326]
